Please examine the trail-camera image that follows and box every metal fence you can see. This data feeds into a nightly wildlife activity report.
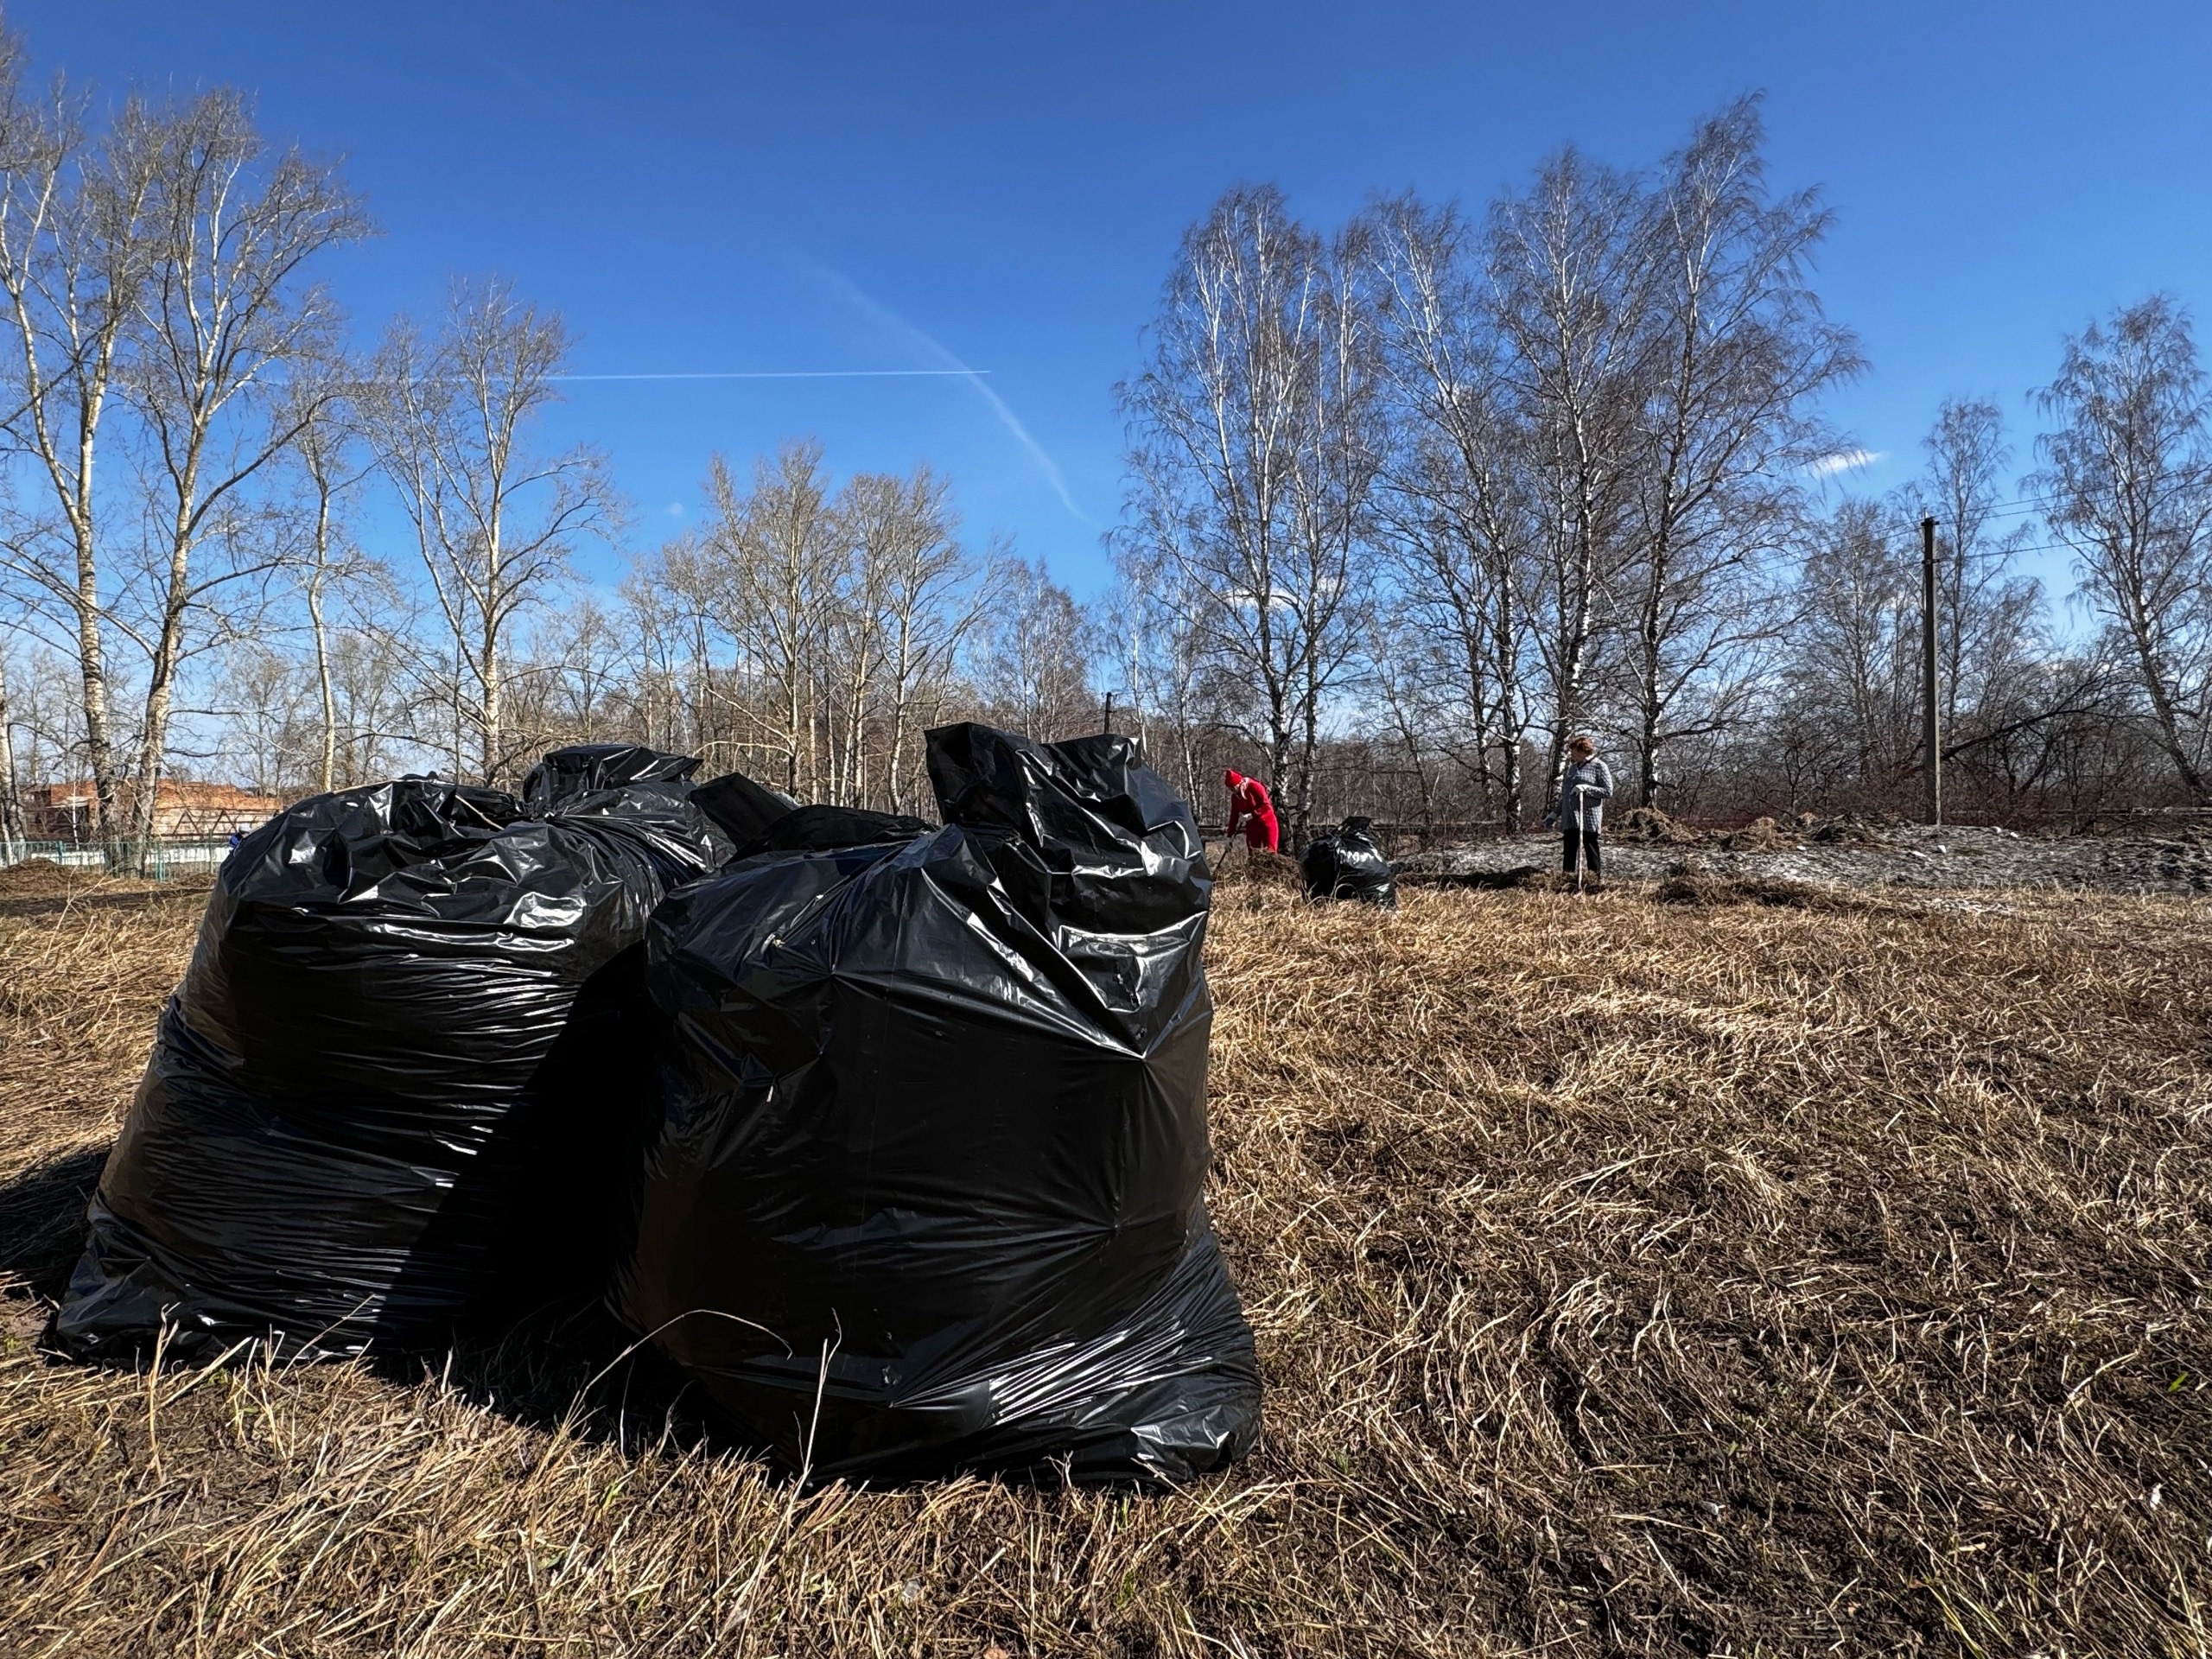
[0,837,234,881]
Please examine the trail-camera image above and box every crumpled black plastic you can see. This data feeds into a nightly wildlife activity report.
[611,723,1261,1483]
[522,741,705,810]
[55,747,723,1362]
[1301,817,1398,908]
[687,769,800,847]
[691,784,932,861]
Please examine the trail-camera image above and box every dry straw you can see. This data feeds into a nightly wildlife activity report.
[3,867,2209,1655]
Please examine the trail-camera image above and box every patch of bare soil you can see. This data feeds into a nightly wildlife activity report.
[1401,861,1563,893]
[0,884,211,919]
[0,857,94,898]
[1407,820,2212,898]
[1611,806,1705,846]
[1716,814,1793,851]
[0,858,213,914]
[1651,870,1904,912]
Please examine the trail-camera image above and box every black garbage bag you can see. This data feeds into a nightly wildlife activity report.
[55,749,722,1363]
[687,768,802,849]
[688,769,930,861]
[1301,816,1398,908]
[521,741,704,810]
[612,723,1261,1483]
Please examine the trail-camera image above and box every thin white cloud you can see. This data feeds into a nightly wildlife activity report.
[808,264,1097,529]
[1809,448,1882,477]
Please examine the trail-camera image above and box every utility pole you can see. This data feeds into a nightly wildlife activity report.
[1921,515,1942,826]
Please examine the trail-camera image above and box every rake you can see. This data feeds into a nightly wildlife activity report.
[1570,784,1593,893]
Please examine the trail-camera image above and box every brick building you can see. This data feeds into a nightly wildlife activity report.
[22,779,284,843]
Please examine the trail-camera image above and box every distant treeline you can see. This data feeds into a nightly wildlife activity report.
[1115,99,2212,836]
[0,37,2206,860]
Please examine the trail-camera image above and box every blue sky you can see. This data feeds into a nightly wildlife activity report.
[22,0,2212,607]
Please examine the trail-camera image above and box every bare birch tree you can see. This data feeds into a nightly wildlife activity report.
[280,365,374,794]
[1119,184,1374,842]
[624,531,743,764]
[366,279,611,787]
[1364,193,1540,825]
[121,91,366,859]
[639,447,988,808]
[1488,149,1651,803]
[1280,218,1382,832]
[1109,541,1216,810]
[0,645,24,856]
[322,610,425,786]
[843,465,982,810]
[1905,399,2044,751]
[981,554,1091,741]
[2036,296,2212,802]
[1788,499,1921,796]
[1620,98,1859,806]
[0,58,161,849]
[703,439,836,795]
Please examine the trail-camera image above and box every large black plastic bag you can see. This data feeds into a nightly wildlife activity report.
[613,723,1261,1483]
[1301,816,1398,908]
[55,747,722,1363]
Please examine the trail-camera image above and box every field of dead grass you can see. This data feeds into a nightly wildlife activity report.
[3,872,2210,1656]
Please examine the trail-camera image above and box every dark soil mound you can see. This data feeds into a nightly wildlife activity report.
[0,858,83,897]
[1807,816,1883,845]
[1719,815,1795,852]
[1241,847,1306,889]
[1655,870,1886,912]
[1403,863,1563,893]
[1616,806,1706,845]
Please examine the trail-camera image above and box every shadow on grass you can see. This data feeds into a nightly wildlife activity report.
[0,1141,723,1460]
[368,1302,1093,1491]
[3,1153,1101,1490]
[361,1288,744,1467]
[0,1143,105,1301]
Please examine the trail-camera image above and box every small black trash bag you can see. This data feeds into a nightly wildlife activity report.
[522,741,703,810]
[612,723,1261,1484]
[1301,817,1398,908]
[687,768,931,861]
[55,747,722,1363]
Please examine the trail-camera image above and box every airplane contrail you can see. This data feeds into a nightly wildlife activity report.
[550,369,991,381]
[807,264,1097,528]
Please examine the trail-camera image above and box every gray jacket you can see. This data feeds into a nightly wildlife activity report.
[1555,758,1613,831]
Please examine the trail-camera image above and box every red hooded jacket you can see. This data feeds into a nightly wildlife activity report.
[1223,770,1280,853]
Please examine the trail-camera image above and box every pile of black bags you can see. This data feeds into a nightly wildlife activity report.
[613,724,1260,1482]
[56,745,723,1361]
[55,725,1261,1484]
[1301,816,1398,908]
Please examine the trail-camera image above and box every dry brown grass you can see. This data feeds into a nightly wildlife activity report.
[3,878,2211,1655]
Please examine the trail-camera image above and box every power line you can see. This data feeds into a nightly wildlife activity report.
[1917,460,2212,519]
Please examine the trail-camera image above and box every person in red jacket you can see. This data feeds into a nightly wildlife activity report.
[1223,769,1280,855]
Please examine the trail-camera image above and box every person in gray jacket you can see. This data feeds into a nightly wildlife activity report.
[1547,734,1613,889]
